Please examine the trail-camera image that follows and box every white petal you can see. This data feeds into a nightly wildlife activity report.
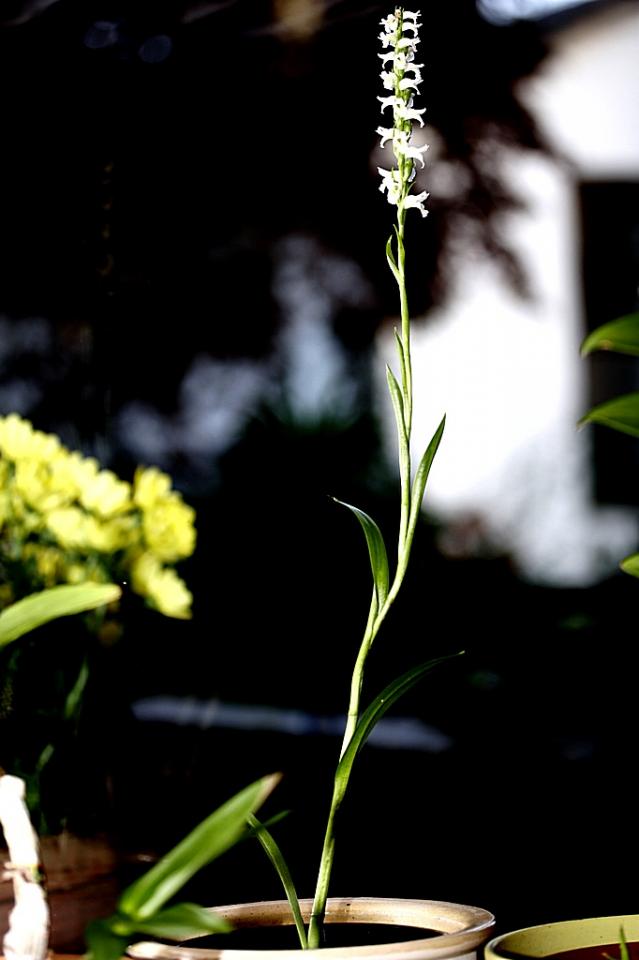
[399,76,421,91]
[377,95,402,112]
[376,126,394,147]
[396,105,426,126]
[402,143,429,168]
[381,71,396,91]
[404,191,429,217]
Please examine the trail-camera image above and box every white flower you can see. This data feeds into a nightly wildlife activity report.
[378,167,402,206]
[378,95,403,112]
[396,104,426,126]
[399,75,421,92]
[380,71,396,91]
[376,126,394,148]
[377,7,428,218]
[404,191,429,217]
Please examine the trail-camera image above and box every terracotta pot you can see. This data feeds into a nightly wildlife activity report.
[127,896,495,960]
[0,833,121,953]
[485,915,639,960]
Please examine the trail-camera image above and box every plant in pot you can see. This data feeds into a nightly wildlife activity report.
[485,312,639,960]
[80,8,490,959]
[0,415,197,950]
[3,7,495,959]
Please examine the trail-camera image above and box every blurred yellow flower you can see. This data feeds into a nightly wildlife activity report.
[142,495,196,563]
[0,414,196,620]
[133,466,172,509]
[131,551,193,619]
[79,469,132,518]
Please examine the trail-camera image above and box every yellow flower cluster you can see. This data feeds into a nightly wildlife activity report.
[0,414,196,619]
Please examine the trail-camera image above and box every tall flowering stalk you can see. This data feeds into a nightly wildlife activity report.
[303,8,447,948]
[247,8,448,949]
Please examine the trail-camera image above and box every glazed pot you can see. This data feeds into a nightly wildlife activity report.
[127,896,495,960]
[0,833,120,953]
[485,915,639,960]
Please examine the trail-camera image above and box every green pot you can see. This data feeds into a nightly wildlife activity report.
[485,916,639,960]
[127,897,495,960]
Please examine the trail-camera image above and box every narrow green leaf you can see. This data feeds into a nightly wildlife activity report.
[385,235,400,282]
[386,364,407,441]
[85,919,129,960]
[128,903,231,940]
[0,583,121,649]
[64,657,90,722]
[248,814,307,949]
[333,499,389,608]
[620,926,630,960]
[387,364,411,485]
[408,415,446,529]
[581,313,639,357]
[620,553,639,578]
[119,773,280,921]
[393,329,408,394]
[580,393,639,438]
[336,654,461,786]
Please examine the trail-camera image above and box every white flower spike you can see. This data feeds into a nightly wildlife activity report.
[377,7,428,218]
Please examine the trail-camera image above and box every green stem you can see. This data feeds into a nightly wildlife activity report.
[308,211,418,947]
[308,790,339,948]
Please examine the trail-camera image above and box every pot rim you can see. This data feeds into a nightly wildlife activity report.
[485,915,639,960]
[127,896,495,960]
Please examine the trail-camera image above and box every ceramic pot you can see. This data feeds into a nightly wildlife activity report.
[127,896,495,960]
[0,833,120,953]
[485,915,639,960]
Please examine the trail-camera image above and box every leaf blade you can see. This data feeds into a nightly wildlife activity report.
[408,415,446,531]
[126,903,231,940]
[119,774,279,921]
[580,393,639,438]
[620,553,639,578]
[333,500,389,608]
[247,814,307,949]
[0,583,121,649]
[336,653,461,787]
[581,312,639,357]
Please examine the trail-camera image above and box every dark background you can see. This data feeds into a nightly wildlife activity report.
[0,0,638,942]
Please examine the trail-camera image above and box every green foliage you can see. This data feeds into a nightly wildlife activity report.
[333,500,389,610]
[86,775,279,960]
[620,553,639,579]
[581,312,639,357]
[336,655,460,787]
[579,393,639,438]
[0,583,121,649]
[581,311,639,580]
[248,813,308,949]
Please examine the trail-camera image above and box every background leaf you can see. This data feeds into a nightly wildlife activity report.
[127,903,231,939]
[0,583,121,649]
[620,553,639,578]
[581,312,639,357]
[119,773,279,920]
[85,919,129,960]
[579,393,639,438]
